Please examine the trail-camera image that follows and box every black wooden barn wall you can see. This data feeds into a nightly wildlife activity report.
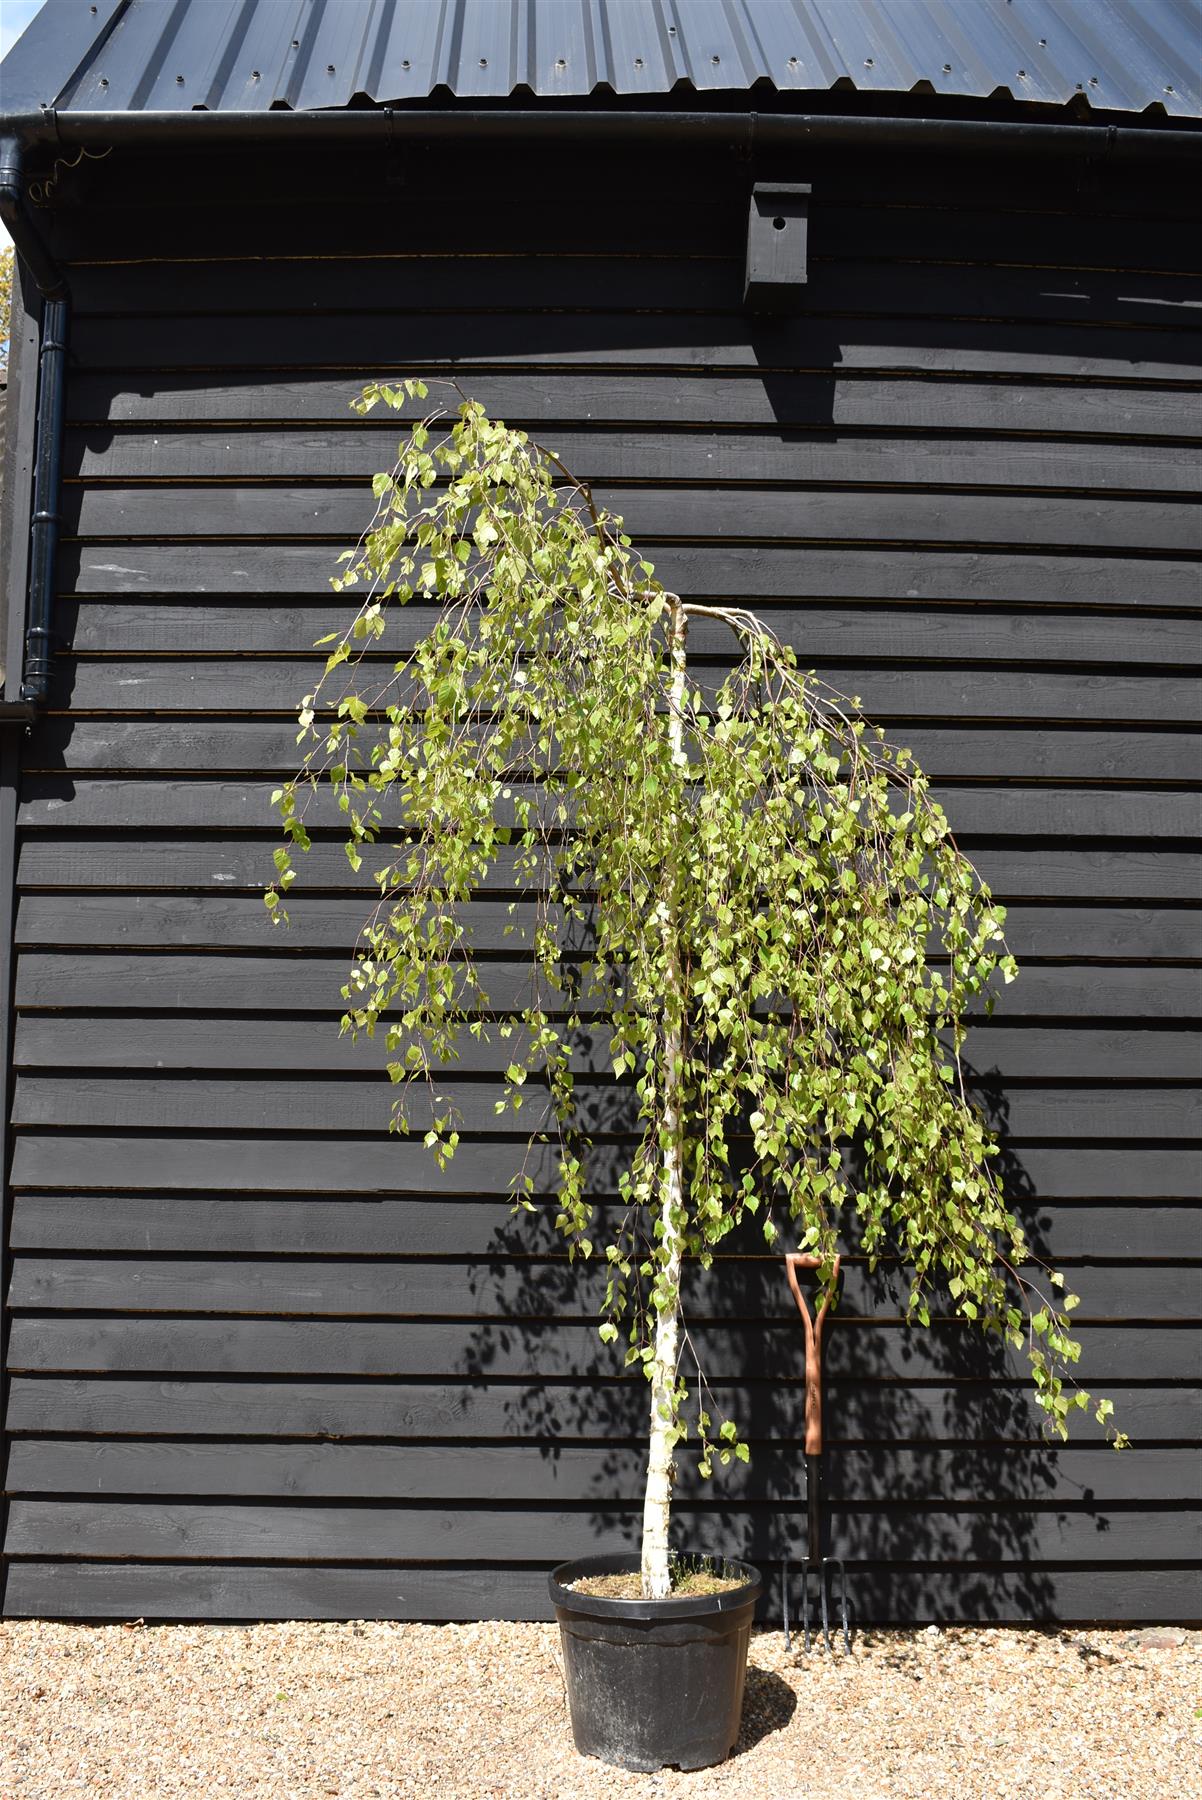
[0,138,1199,1623]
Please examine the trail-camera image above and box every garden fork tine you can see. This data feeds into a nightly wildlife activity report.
[782,1252,850,1653]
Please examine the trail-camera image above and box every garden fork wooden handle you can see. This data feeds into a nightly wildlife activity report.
[784,1252,842,1456]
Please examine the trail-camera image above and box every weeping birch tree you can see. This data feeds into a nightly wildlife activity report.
[269,386,1124,1602]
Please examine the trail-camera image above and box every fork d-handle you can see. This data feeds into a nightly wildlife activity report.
[784,1252,840,1459]
[782,1252,848,1652]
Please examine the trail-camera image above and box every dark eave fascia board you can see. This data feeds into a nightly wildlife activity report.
[2,105,1200,163]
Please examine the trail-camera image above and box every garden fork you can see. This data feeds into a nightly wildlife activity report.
[782,1251,850,1653]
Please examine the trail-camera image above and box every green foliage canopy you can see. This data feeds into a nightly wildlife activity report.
[0,245,13,376]
[269,384,1124,1460]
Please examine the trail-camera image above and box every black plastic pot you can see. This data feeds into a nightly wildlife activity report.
[548,1553,763,1772]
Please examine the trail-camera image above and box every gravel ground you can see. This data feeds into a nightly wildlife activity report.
[1,1620,1198,1800]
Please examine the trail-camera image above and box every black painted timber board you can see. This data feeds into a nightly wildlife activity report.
[8,1076,1201,1143]
[14,896,1200,966]
[47,187,1202,271]
[46,607,1202,670]
[6,1317,1195,1381]
[9,1138,1195,1201]
[13,957,1200,1013]
[61,430,1202,495]
[6,1440,1196,1506]
[7,1377,1193,1446]
[35,665,1202,724]
[7,1255,1198,1323]
[64,256,1202,325]
[4,1560,1195,1624]
[63,485,1202,554]
[12,1019,1199,1081]
[66,312,1202,382]
[14,783,1201,840]
[64,370,1202,438]
[57,543,1202,605]
[5,1498,1193,1566]
[8,1194,1199,1260]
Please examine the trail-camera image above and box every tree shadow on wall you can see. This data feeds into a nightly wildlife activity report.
[449,1044,1105,1626]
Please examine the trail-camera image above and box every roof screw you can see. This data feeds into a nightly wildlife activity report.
[668,24,677,35]
[89,3,97,11]
[1017,69,1026,79]
[251,70,260,81]
[402,59,410,70]
[176,74,185,85]
[634,56,644,68]
[99,75,108,87]
[1089,75,1098,86]
[291,39,299,48]
[479,57,488,67]
[1165,83,1175,93]
[942,62,951,73]
[327,64,336,74]
[788,55,799,67]
[1038,37,1047,46]
[711,54,720,65]
[864,57,874,67]
[555,57,566,70]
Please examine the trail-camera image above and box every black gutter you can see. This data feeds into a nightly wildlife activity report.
[0,135,69,725]
[2,105,1200,162]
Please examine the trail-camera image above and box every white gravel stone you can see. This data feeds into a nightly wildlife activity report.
[1,1620,1198,1799]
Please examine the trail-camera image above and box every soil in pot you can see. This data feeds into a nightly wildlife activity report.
[569,1566,746,1600]
[549,1553,763,1773]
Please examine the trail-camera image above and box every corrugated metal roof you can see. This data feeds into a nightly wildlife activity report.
[3,0,1199,120]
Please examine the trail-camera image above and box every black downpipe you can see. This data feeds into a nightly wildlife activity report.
[0,136,69,723]
[19,295,69,708]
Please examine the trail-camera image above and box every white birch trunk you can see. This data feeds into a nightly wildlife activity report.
[640,597,688,1601]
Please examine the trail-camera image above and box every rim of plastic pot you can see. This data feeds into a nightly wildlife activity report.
[549,1553,763,1621]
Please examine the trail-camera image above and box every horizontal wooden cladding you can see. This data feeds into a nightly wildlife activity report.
[63,485,1202,556]
[7,1257,1196,1324]
[16,178,1201,1634]
[13,956,1200,1016]
[64,370,1202,439]
[67,312,1202,384]
[15,782,1201,841]
[10,1139,1195,1202]
[25,720,1202,792]
[36,665,1202,725]
[60,429,1202,495]
[49,603,1202,675]
[50,187,1202,273]
[6,1195,1199,1271]
[6,1560,1197,1624]
[14,837,1199,913]
[11,897,1201,971]
[15,891,1198,970]
[59,545,1202,606]
[8,1316,1192,1380]
[7,1440,1196,1506]
[4,1499,1194,1567]
[7,1377,1190,1446]
[9,1076,1200,1144]
[11,1194,1197,1260]
[13,1018,1200,1083]
[64,255,1202,328]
